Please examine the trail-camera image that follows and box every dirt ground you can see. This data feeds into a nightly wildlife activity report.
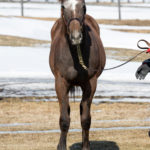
[0,99,150,150]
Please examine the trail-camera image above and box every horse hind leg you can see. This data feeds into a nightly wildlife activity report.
[80,77,97,150]
[55,76,70,150]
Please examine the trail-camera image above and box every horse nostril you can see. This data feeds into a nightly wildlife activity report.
[79,34,82,40]
[70,32,83,45]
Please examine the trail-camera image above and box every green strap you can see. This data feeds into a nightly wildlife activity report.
[77,45,87,70]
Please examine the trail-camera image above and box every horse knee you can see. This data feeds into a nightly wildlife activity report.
[59,116,70,132]
[81,116,91,130]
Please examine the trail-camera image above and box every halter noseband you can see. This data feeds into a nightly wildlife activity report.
[67,18,82,27]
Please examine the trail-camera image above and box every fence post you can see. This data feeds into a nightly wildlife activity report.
[118,0,121,20]
[21,0,24,16]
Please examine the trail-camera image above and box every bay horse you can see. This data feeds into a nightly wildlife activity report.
[49,0,106,149]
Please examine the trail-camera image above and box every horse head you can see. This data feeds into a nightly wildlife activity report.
[60,0,86,45]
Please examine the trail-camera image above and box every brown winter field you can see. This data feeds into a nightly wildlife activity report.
[0,98,150,150]
[0,34,50,47]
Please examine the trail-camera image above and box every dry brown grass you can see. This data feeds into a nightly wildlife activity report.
[0,99,150,149]
[112,29,150,34]
[97,19,150,26]
[0,35,50,47]
[0,130,150,150]
[14,16,150,26]
[0,34,149,62]
[105,47,150,62]
[0,99,150,130]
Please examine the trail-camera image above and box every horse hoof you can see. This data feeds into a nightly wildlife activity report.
[57,144,66,150]
[82,147,90,150]
[82,148,90,150]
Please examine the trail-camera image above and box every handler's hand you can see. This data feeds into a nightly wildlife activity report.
[136,63,150,80]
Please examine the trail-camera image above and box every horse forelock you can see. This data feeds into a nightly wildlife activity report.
[64,0,79,12]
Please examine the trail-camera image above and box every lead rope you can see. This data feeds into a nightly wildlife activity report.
[77,40,150,71]
[104,50,147,71]
[77,45,88,70]
[104,39,150,70]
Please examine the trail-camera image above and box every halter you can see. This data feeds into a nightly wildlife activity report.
[61,4,86,70]
[67,18,83,27]
[61,4,85,28]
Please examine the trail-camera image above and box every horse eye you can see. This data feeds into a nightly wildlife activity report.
[83,5,86,14]
[61,5,65,9]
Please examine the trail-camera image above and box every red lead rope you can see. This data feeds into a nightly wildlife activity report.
[146,48,150,54]
[137,39,150,53]
[104,39,150,71]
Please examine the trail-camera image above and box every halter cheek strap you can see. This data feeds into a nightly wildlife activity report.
[67,18,82,27]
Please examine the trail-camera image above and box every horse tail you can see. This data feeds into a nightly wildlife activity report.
[70,86,81,102]
[70,86,76,102]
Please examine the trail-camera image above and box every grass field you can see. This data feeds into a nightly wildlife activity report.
[0,98,150,150]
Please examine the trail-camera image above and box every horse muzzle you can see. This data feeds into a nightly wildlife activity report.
[70,31,83,45]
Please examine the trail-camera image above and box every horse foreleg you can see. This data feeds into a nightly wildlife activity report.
[55,76,70,150]
[80,77,97,150]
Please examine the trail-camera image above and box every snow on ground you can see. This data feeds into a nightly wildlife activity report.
[0,46,52,78]
[0,17,53,41]
[101,27,150,49]
[1,46,150,100]
[0,46,147,81]
[0,17,149,50]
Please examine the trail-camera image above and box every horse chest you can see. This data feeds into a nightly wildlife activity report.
[55,46,100,82]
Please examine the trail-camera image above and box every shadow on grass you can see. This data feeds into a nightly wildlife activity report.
[69,141,119,150]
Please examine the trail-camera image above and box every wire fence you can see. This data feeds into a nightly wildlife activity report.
[1,0,150,3]
[0,0,150,20]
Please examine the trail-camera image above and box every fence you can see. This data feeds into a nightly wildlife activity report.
[0,0,150,20]
[1,0,150,3]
